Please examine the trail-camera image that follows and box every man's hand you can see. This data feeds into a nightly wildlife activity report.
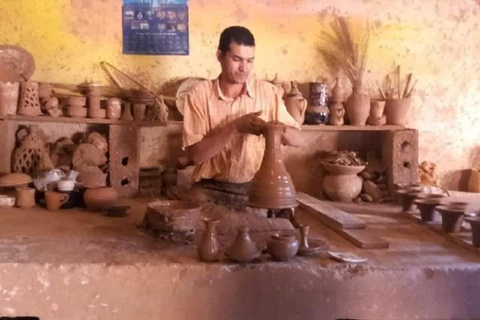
[232,111,266,136]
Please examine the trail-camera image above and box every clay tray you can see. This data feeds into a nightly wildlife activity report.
[404,210,480,256]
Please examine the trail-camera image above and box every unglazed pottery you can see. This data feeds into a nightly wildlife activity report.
[133,103,146,121]
[121,102,134,121]
[197,218,220,262]
[436,205,465,233]
[414,198,441,222]
[0,81,19,116]
[15,187,35,209]
[67,106,87,118]
[225,227,261,263]
[83,187,118,210]
[107,98,122,119]
[297,224,327,256]
[367,100,386,125]
[322,163,365,202]
[17,81,41,116]
[267,234,299,261]
[385,98,411,125]
[0,173,32,187]
[345,86,370,126]
[248,124,297,209]
[466,217,480,247]
[284,81,307,125]
[45,191,69,211]
[88,108,106,119]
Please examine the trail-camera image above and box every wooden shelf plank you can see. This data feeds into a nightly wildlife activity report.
[301,124,405,131]
[0,115,168,127]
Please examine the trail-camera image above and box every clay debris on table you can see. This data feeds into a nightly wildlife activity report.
[323,150,367,166]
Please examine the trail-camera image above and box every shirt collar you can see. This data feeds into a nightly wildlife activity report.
[215,74,255,101]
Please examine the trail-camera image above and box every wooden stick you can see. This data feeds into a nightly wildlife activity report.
[402,73,412,98]
[406,80,418,98]
[101,61,156,95]
[396,65,401,99]
[100,62,124,89]
[375,80,387,100]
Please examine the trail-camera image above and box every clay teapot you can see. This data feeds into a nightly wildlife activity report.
[225,227,261,263]
[267,233,299,261]
[284,81,307,125]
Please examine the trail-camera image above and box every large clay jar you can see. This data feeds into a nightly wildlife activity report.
[322,163,365,202]
[267,234,299,261]
[248,124,297,209]
[15,187,36,209]
[284,81,307,125]
[226,227,261,263]
[0,81,20,116]
[345,86,370,126]
[385,98,411,125]
[197,218,220,262]
[466,217,480,247]
[84,187,118,210]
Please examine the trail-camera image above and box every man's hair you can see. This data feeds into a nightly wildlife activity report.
[218,26,255,54]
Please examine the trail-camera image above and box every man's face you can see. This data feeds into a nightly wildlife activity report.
[217,42,255,84]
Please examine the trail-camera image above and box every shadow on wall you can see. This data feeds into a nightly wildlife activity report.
[441,169,471,191]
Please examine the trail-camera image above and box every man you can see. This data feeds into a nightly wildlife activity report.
[182,26,301,203]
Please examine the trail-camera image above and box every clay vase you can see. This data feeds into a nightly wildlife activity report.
[15,187,36,209]
[17,81,42,116]
[267,234,299,261]
[107,98,122,119]
[226,227,261,263]
[321,163,365,202]
[247,124,297,209]
[299,224,310,250]
[436,205,465,233]
[414,198,441,222]
[284,81,307,125]
[84,187,118,210]
[385,98,411,125]
[0,81,20,116]
[121,102,134,121]
[45,191,69,211]
[345,85,370,126]
[305,82,329,125]
[465,217,480,247]
[197,218,220,262]
[133,103,146,121]
[396,189,422,212]
[367,100,386,125]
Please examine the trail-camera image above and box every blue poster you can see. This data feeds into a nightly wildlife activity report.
[122,0,189,55]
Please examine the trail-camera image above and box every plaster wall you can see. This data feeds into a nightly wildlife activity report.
[1,0,479,188]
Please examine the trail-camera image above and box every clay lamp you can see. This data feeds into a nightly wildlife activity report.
[436,205,465,233]
[247,123,298,210]
[414,198,441,223]
[465,216,480,247]
[396,189,422,212]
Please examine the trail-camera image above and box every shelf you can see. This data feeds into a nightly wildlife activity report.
[0,115,168,127]
[300,124,405,131]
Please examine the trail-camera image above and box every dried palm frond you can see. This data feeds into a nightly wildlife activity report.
[317,17,370,88]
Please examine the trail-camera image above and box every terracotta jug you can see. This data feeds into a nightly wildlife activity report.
[247,124,297,209]
[197,218,220,262]
[284,81,307,125]
[84,187,118,210]
[45,191,69,211]
[15,187,36,209]
[267,234,299,261]
[345,85,370,126]
[226,227,261,263]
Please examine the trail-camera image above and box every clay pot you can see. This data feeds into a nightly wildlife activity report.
[345,86,370,126]
[83,187,118,210]
[197,218,220,262]
[367,100,386,125]
[248,124,297,209]
[88,108,106,119]
[15,187,35,209]
[322,163,365,202]
[67,106,87,118]
[0,81,20,116]
[133,103,146,121]
[396,189,422,212]
[414,198,441,222]
[330,77,344,103]
[284,81,307,125]
[465,217,480,247]
[385,98,411,125]
[45,191,69,211]
[68,96,86,107]
[38,82,53,103]
[88,94,101,110]
[107,98,122,119]
[121,102,134,121]
[436,205,465,233]
[267,234,299,261]
[225,227,261,263]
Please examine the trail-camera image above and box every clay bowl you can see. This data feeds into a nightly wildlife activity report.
[68,96,86,107]
[396,189,422,212]
[414,198,441,223]
[465,217,480,247]
[322,163,366,175]
[67,106,87,118]
[88,108,106,119]
[436,205,465,233]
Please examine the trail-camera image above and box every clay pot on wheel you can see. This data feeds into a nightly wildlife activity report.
[396,189,422,212]
[436,205,465,233]
[267,234,299,261]
[84,187,118,210]
[321,163,365,202]
[414,198,441,222]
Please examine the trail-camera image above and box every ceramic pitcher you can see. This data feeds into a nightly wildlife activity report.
[197,218,220,262]
[284,81,307,125]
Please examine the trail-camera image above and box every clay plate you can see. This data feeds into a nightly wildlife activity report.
[0,45,35,81]
[297,239,329,256]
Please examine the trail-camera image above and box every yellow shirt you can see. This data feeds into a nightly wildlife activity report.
[182,76,300,184]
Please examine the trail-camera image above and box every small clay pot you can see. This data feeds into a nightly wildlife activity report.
[15,187,36,209]
[88,108,106,119]
[465,217,480,247]
[68,96,87,107]
[84,187,118,210]
[45,191,69,211]
[67,106,87,118]
[396,189,422,212]
[436,205,465,233]
[133,103,146,121]
[414,198,440,222]
[385,98,411,125]
[225,227,261,263]
[267,234,299,261]
[106,98,122,119]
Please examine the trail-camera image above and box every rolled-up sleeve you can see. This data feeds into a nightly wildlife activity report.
[182,89,207,150]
